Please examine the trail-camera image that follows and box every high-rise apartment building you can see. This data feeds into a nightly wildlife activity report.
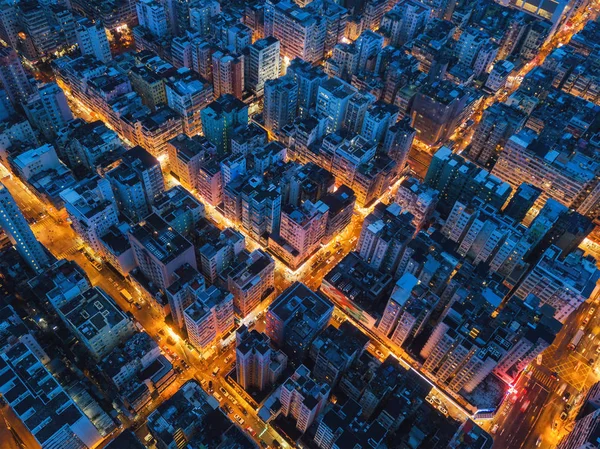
[264,0,326,63]
[264,75,298,133]
[354,30,384,74]
[24,82,74,140]
[361,0,387,31]
[75,18,112,63]
[410,81,476,146]
[380,1,430,47]
[280,365,330,433]
[0,182,50,273]
[199,227,245,283]
[425,146,511,216]
[316,77,357,134]
[356,202,416,275]
[166,134,213,191]
[236,326,287,391]
[360,101,399,145]
[502,183,541,223]
[106,146,165,222]
[557,409,600,449]
[227,249,275,317]
[326,42,358,81]
[467,103,526,168]
[152,186,205,237]
[129,213,197,290]
[244,36,280,94]
[492,129,600,213]
[136,0,169,38]
[286,58,328,119]
[377,274,438,347]
[200,94,248,154]
[395,177,438,231]
[0,46,34,106]
[382,117,415,170]
[269,200,329,269]
[59,287,136,359]
[266,282,333,347]
[211,51,245,99]
[184,285,235,352]
[165,68,214,137]
[513,245,600,323]
[60,176,119,254]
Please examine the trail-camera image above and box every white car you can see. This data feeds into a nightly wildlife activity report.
[234,414,245,425]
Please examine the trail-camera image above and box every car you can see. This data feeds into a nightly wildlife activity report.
[208,381,213,392]
[552,421,558,431]
[272,441,281,448]
[234,414,245,425]
[375,350,384,358]
[246,426,256,436]
[520,400,530,412]
[590,358,596,366]
[491,424,499,434]
[241,409,248,416]
[536,436,542,447]
[214,392,223,402]
[563,392,571,402]
[260,441,269,448]
[225,356,231,364]
[560,412,568,421]
[220,387,228,395]
[231,398,238,406]
[134,302,142,310]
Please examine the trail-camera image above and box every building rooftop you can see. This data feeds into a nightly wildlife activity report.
[0,342,101,448]
[59,287,131,343]
[270,282,333,324]
[129,213,193,264]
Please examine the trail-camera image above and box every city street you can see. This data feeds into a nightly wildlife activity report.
[0,161,289,447]
[489,293,600,449]
[0,1,597,446]
[492,374,550,449]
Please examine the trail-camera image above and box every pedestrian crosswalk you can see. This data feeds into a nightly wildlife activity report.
[54,246,79,260]
[529,367,559,389]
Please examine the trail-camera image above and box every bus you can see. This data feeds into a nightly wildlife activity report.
[568,329,585,351]
[120,289,134,303]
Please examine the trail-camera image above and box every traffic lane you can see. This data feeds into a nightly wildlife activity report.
[493,382,549,449]
[196,370,279,447]
[527,395,570,449]
[0,404,41,449]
